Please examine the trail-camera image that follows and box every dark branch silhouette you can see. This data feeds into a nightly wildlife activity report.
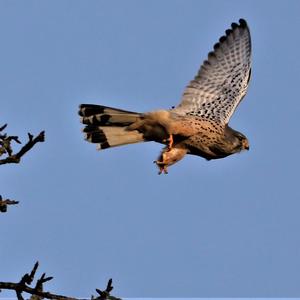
[0,123,45,212]
[0,124,45,165]
[0,262,121,300]
[0,195,19,213]
[93,278,121,300]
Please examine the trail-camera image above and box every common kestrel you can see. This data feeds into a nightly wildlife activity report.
[79,19,251,174]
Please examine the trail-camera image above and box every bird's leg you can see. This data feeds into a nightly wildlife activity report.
[162,134,174,150]
[168,134,173,150]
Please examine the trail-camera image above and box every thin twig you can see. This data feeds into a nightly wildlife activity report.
[93,278,121,300]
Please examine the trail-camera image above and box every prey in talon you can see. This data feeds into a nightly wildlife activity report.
[154,146,188,175]
[79,19,252,174]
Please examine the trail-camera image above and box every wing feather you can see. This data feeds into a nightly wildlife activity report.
[174,19,251,125]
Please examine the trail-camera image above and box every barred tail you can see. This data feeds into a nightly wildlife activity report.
[79,104,145,150]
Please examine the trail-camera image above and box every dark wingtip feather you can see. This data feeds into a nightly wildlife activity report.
[215,19,249,48]
[231,22,238,29]
[208,51,216,59]
[219,35,226,43]
[225,29,233,35]
[213,42,220,50]
[239,18,248,28]
[203,60,211,67]
[204,18,250,73]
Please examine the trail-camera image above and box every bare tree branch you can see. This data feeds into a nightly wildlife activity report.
[0,124,45,165]
[0,262,121,300]
[0,124,45,212]
[0,195,19,213]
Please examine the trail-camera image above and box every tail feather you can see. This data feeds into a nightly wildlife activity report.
[79,104,145,150]
[79,104,139,117]
[80,113,140,126]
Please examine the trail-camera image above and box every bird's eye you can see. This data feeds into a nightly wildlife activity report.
[237,135,243,141]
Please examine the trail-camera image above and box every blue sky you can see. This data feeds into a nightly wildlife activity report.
[1,0,300,298]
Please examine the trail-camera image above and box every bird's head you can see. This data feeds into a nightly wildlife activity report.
[225,126,249,153]
[233,131,250,152]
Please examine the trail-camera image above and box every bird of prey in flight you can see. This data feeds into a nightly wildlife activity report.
[79,19,251,174]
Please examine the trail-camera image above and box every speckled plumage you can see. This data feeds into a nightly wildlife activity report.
[79,19,252,174]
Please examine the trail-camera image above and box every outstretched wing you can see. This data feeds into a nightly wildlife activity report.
[174,19,251,125]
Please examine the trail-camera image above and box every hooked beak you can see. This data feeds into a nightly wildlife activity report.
[242,139,250,151]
